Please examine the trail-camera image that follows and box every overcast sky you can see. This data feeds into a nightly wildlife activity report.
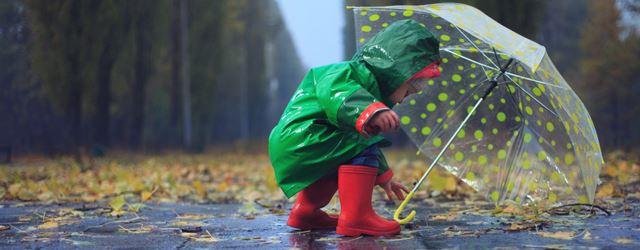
[275,0,345,68]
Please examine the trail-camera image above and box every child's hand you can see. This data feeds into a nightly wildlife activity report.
[379,180,409,201]
[366,110,399,135]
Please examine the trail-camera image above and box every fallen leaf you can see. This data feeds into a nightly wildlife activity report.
[431,212,458,221]
[140,191,153,202]
[614,237,634,244]
[596,182,615,198]
[535,231,575,240]
[109,195,126,212]
[0,225,9,231]
[582,230,592,240]
[37,221,59,230]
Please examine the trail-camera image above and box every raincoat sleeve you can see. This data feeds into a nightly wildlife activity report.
[314,67,390,137]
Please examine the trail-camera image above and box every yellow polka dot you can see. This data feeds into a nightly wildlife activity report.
[478,155,488,165]
[466,171,475,180]
[390,12,396,16]
[403,10,413,16]
[564,154,574,165]
[433,137,442,147]
[525,106,533,115]
[496,112,506,122]
[369,14,380,21]
[457,129,465,138]
[537,151,546,161]
[524,133,532,143]
[490,191,500,201]
[474,130,484,140]
[421,126,431,135]
[452,74,462,82]
[498,149,506,159]
[359,38,365,43]
[435,25,442,30]
[382,22,389,27]
[427,103,437,112]
[546,122,555,132]
[401,116,411,125]
[440,35,450,41]
[455,152,464,161]
[438,93,448,102]
[361,25,372,32]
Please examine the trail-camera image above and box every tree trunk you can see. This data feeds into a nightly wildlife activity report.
[131,15,150,149]
[180,0,192,150]
[170,0,182,146]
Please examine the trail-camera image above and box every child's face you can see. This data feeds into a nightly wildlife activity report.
[387,62,441,105]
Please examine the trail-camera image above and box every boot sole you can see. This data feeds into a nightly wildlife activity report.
[287,217,338,230]
[336,225,400,237]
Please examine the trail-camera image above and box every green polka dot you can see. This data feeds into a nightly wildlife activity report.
[401,116,411,125]
[466,172,475,180]
[488,144,494,150]
[492,128,498,134]
[459,89,466,94]
[449,100,456,106]
[523,133,532,143]
[457,65,464,71]
[481,117,487,124]
[435,25,442,30]
[427,103,437,112]
[403,10,413,16]
[546,122,555,132]
[382,22,389,27]
[522,160,531,169]
[538,151,547,161]
[440,35,450,41]
[442,58,449,63]
[496,112,506,122]
[469,73,476,79]
[438,93,448,102]
[532,87,542,96]
[420,113,427,119]
[457,129,465,138]
[390,12,396,16]
[437,118,443,123]
[421,126,431,135]
[455,152,464,161]
[490,191,500,201]
[452,74,462,82]
[489,104,495,110]
[409,99,416,105]
[441,80,448,86]
[474,130,484,140]
[361,25,372,32]
[525,106,533,115]
[498,149,506,159]
[564,154,574,165]
[411,127,417,133]
[433,137,442,147]
[478,155,488,165]
[369,14,380,21]
[500,98,506,104]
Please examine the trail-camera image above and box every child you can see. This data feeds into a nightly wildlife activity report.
[269,19,441,236]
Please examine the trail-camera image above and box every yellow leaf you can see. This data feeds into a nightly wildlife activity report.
[431,212,458,221]
[140,191,153,202]
[536,231,575,240]
[38,221,59,229]
[109,195,126,211]
[596,182,614,198]
[614,237,634,244]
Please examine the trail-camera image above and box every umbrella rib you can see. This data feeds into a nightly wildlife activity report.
[451,25,501,69]
[505,76,561,118]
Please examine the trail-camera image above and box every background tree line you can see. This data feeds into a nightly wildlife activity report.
[344,0,640,153]
[0,0,304,155]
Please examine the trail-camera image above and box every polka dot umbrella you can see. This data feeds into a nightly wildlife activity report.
[351,3,604,224]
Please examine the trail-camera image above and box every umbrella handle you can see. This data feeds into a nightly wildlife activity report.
[394,190,416,224]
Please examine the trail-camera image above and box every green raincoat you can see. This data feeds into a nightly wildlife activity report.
[269,19,440,198]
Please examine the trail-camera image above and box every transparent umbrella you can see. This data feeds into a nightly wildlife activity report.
[351,3,604,224]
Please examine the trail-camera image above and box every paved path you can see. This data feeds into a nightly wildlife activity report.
[1,199,639,249]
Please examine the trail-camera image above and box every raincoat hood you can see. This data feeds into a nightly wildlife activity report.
[353,19,440,101]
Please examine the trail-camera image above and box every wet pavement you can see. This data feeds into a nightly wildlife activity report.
[1,199,639,249]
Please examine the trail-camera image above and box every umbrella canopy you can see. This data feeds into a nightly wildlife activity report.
[351,3,603,207]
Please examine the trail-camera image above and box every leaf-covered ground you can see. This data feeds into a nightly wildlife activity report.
[0,149,639,248]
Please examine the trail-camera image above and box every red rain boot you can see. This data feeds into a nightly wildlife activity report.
[336,165,400,236]
[287,177,339,230]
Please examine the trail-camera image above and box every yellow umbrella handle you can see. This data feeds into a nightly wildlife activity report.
[394,190,416,224]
